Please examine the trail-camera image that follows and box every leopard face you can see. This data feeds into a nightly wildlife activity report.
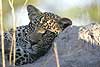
[27,5,72,34]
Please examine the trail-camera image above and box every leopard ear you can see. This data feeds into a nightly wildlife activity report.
[27,5,43,21]
[59,18,72,29]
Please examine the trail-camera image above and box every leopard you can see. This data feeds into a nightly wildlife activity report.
[0,5,72,66]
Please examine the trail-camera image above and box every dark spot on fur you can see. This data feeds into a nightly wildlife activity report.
[17,49,21,51]
[20,57,25,61]
[18,33,21,37]
[24,54,28,57]
[25,33,27,36]
[22,29,25,32]
[17,53,21,56]
[18,29,20,31]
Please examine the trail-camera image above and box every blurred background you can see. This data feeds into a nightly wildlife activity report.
[1,0,100,31]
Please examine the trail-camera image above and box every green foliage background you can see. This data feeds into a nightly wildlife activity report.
[2,0,37,31]
[1,0,100,31]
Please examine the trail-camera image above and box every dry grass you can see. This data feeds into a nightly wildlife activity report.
[53,42,60,67]
[8,0,28,66]
[0,0,6,67]
[8,0,16,66]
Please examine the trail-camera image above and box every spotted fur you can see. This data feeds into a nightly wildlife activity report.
[0,5,72,66]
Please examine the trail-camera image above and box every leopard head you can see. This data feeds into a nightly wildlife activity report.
[27,5,72,34]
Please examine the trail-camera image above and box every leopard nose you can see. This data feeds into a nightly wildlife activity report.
[60,18,72,29]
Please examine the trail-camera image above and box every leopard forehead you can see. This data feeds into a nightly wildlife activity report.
[34,12,62,33]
